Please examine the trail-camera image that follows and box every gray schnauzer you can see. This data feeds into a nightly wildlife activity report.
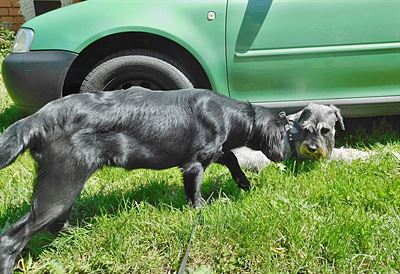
[233,103,374,170]
[0,88,344,273]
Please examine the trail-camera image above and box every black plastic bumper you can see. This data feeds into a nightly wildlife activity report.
[2,50,77,113]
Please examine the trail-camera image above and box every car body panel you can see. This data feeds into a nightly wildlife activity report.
[226,0,400,103]
[26,0,229,95]
[249,0,400,50]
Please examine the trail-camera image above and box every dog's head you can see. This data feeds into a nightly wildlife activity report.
[287,103,345,160]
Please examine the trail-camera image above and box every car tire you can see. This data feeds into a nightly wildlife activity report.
[80,50,194,92]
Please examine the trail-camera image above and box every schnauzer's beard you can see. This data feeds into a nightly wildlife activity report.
[296,141,331,160]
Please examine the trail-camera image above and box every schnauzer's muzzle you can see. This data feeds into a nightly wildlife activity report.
[298,141,329,159]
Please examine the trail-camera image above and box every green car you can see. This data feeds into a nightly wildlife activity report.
[3,0,400,116]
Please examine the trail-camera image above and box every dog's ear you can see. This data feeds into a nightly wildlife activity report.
[287,109,303,122]
[330,105,345,130]
[261,122,288,162]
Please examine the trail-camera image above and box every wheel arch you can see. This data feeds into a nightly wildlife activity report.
[63,32,212,96]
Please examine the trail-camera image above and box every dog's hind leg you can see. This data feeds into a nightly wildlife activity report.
[216,151,251,190]
[182,162,204,208]
[0,160,93,274]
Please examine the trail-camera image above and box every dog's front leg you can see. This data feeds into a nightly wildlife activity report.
[217,151,251,190]
[47,206,72,234]
[182,162,204,208]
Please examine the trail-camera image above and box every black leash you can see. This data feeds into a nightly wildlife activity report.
[177,192,214,274]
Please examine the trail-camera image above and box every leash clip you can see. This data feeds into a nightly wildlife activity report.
[279,111,291,132]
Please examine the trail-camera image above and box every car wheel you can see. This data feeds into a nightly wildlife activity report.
[80,50,194,92]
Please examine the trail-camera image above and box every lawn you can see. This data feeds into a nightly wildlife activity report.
[0,58,399,273]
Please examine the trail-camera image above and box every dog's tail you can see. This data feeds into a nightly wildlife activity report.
[0,116,35,169]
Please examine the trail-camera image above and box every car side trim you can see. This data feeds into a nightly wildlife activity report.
[255,96,400,117]
[235,42,400,58]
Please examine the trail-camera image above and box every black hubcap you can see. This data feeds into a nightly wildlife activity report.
[103,71,174,91]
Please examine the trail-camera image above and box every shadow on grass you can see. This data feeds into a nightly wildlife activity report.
[0,104,23,132]
[337,115,400,148]
[71,173,242,221]
[1,166,241,224]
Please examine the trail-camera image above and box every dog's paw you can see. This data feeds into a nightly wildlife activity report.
[47,221,70,234]
[330,148,374,162]
[189,198,206,209]
[237,179,251,191]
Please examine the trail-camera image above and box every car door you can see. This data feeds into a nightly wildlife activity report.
[226,0,400,106]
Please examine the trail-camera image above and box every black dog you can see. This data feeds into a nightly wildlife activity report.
[0,88,341,272]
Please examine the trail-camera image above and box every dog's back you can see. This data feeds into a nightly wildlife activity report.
[19,88,253,170]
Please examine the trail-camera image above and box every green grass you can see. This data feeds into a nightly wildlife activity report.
[0,59,399,273]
